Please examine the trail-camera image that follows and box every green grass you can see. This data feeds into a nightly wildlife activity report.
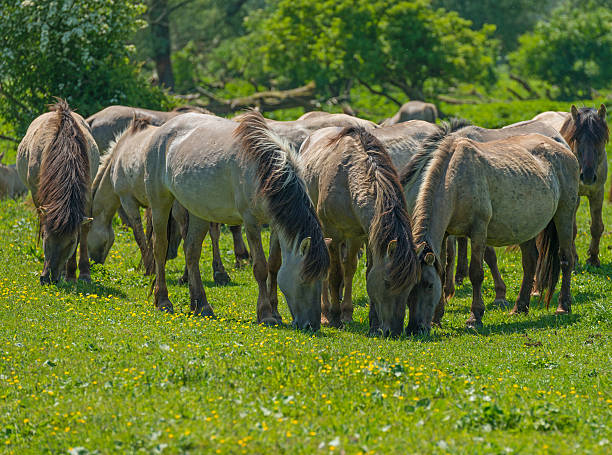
[0,128,611,454]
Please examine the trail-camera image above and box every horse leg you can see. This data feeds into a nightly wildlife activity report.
[340,239,360,323]
[77,220,92,282]
[572,198,580,268]
[267,230,283,323]
[184,216,214,317]
[586,190,604,267]
[230,225,250,267]
[465,235,486,329]
[66,249,77,283]
[484,246,508,308]
[209,222,231,285]
[325,240,343,328]
[455,237,468,286]
[555,210,576,314]
[151,204,174,313]
[510,239,537,315]
[123,199,154,276]
[444,236,456,300]
[244,223,277,325]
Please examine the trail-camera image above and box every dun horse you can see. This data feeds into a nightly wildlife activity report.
[297,126,421,336]
[89,117,231,284]
[17,100,99,283]
[406,133,579,329]
[145,112,329,329]
[0,152,27,200]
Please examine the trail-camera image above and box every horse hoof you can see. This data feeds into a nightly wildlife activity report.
[260,316,280,326]
[213,271,231,286]
[465,319,482,330]
[78,275,91,283]
[492,299,510,309]
[555,307,570,315]
[455,276,465,286]
[325,317,343,329]
[157,301,174,314]
[196,306,216,318]
[341,312,353,324]
[177,276,188,286]
[509,306,528,316]
[585,257,600,267]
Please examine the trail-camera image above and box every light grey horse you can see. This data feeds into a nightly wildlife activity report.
[381,101,438,126]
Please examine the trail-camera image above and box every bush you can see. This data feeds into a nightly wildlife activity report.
[0,0,171,135]
[509,3,612,99]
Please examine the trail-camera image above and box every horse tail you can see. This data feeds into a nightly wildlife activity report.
[38,99,90,235]
[234,110,329,281]
[534,221,560,309]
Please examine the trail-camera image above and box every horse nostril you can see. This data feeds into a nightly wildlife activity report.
[580,172,584,181]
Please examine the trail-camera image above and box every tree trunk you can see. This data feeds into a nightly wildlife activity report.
[148,0,175,91]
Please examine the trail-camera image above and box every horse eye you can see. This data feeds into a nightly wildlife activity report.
[426,282,434,290]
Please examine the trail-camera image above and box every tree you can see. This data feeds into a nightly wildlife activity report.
[509,2,612,99]
[234,0,497,103]
[0,0,169,134]
[432,0,558,53]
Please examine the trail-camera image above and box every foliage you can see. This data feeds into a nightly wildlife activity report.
[432,0,558,53]
[0,130,610,451]
[509,2,612,99]
[0,0,170,135]
[228,0,497,102]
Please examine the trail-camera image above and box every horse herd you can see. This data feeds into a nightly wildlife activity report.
[6,99,609,337]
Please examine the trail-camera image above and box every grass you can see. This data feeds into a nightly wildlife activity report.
[0,125,611,454]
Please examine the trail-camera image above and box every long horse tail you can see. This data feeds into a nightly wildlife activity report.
[38,99,90,236]
[234,110,329,281]
[331,126,420,291]
[534,221,561,309]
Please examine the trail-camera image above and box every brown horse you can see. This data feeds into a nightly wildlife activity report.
[297,126,421,336]
[407,133,579,330]
[380,101,438,126]
[145,112,329,329]
[17,100,99,283]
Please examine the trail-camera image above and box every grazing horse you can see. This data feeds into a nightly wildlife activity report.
[17,100,99,283]
[381,101,438,126]
[513,106,609,266]
[145,112,329,329]
[297,126,421,336]
[0,152,27,200]
[443,120,572,294]
[88,117,231,284]
[406,133,579,330]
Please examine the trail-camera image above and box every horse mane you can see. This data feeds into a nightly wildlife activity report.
[411,135,459,258]
[328,126,420,291]
[560,107,609,148]
[129,115,152,133]
[399,118,470,188]
[38,99,90,235]
[234,110,329,281]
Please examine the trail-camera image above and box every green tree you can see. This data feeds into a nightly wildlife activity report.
[234,0,497,103]
[509,2,612,99]
[0,0,169,134]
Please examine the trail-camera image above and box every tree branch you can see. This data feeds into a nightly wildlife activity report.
[357,79,403,107]
[509,74,539,99]
[0,134,19,143]
[0,83,35,118]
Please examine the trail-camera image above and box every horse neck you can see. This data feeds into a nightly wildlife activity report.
[412,153,455,256]
[92,158,119,223]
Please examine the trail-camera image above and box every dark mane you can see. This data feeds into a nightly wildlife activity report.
[399,118,470,187]
[38,99,90,235]
[234,110,329,281]
[328,126,420,291]
[560,107,609,148]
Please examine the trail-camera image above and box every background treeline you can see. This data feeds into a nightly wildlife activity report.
[1,0,612,137]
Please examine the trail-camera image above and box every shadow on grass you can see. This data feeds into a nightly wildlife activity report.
[56,279,127,299]
[447,312,580,337]
[165,276,241,288]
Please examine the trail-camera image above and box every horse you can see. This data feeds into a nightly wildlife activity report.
[406,133,579,330]
[441,120,572,294]
[380,101,438,126]
[0,152,27,200]
[296,126,421,336]
[144,112,329,329]
[508,105,609,266]
[17,100,99,283]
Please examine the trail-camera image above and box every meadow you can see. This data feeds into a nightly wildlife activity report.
[0,106,611,454]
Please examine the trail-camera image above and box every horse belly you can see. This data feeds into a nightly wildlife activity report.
[167,166,242,225]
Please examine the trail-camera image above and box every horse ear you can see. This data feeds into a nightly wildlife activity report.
[82,217,93,226]
[424,252,435,266]
[0,152,4,163]
[571,105,579,121]
[324,238,332,248]
[299,237,311,256]
[387,239,398,257]
[598,104,607,120]
[415,243,425,256]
